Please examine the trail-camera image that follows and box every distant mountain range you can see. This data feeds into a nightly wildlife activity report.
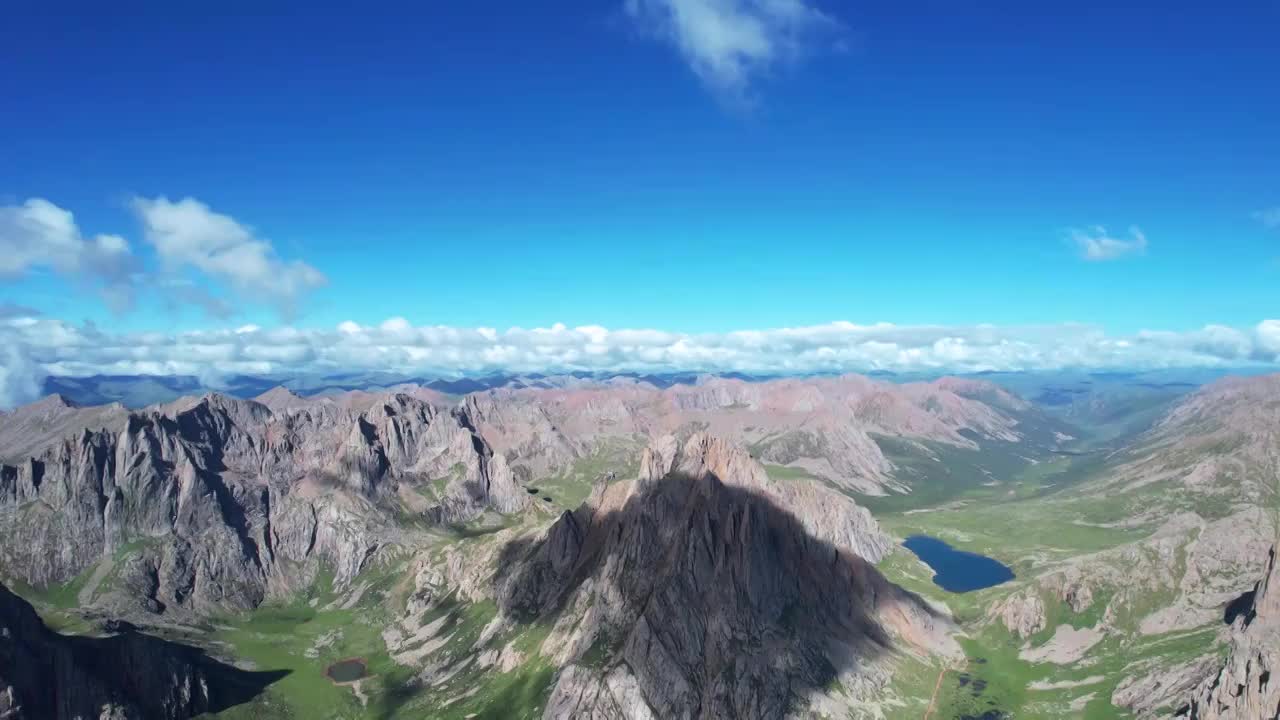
[39,370,790,407]
[36,366,1256,409]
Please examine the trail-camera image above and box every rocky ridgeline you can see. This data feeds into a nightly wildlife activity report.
[462,374,1057,497]
[481,434,958,719]
[0,391,528,615]
[1180,544,1280,719]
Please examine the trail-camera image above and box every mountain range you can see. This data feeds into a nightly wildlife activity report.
[1,370,1276,719]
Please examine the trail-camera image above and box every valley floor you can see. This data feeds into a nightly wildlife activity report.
[868,451,1262,720]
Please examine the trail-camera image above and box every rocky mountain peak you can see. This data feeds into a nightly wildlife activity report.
[1180,542,1280,719]
[644,433,893,563]
[30,392,76,410]
[638,432,767,490]
[252,385,310,410]
[494,433,957,719]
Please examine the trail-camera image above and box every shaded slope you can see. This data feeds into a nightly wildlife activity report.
[0,580,285,719]
[488,435,957,719]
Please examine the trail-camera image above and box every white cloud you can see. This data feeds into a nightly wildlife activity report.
[625,0,839,100]
[0,198,139,311]
[1070,225,1148,261]
[133,197,326,317]
[0,341,43,409]
[380,317,412,333]
[1254,320,1280,360]
[2,310,1278,407]
[1,197,326,319]
[1254,207,1280,229]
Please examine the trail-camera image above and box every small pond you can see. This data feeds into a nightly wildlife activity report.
[902,535,1014,593]
[325,658,368,683]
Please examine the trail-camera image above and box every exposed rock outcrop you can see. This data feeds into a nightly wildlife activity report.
[0,392,528,614]
[638,433,894,563]
[995,509,1274,645]
[993,588,1047,639]
[1178,544,1280,719]
[491,435,958,719]
[1113,654,1223,719]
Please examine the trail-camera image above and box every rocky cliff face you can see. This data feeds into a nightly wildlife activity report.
[637,433,894,563]
[489,434,957,719]
[0,391,528,615]
[1180,544,1280,719]
[0,580,282,719]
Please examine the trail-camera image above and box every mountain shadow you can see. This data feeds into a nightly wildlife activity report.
[492,465,954,719]
[0,581,287,720]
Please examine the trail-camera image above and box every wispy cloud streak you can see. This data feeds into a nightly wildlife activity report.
[625,0,840,101]
[1070,225,1148,261]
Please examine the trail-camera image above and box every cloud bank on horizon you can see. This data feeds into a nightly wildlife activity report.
[1,311,1278,408]
[2,194,1275,409]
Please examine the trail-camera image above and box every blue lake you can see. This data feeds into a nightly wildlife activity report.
[902,535,1014,593]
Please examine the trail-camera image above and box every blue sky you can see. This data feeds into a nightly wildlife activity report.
[0,1,1278,394]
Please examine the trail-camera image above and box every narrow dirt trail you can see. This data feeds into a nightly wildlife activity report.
[923,667,948,720]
